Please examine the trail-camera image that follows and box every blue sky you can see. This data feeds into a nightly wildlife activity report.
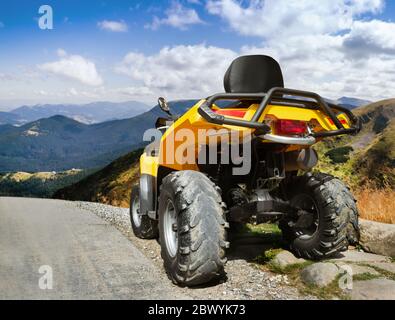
[0,0,395,109]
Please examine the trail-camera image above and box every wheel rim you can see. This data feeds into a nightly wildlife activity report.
[292,193,319,240]
[131,193,142,228]
[163,199,178,258]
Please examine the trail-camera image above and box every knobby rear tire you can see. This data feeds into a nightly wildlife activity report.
[280,173,359,260]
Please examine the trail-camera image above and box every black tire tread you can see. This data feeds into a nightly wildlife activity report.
[159,171,228,286]
[280,173,359,260]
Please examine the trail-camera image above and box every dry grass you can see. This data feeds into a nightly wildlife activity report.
[355,186,395,224]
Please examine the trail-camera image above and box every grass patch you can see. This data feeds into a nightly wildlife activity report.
[300,275,351,300]
[359,264,395,281]
[253,248,284,264]
[254,247,351,299]
[243,223,281,236]
[355,186,395,224]
[235,223,283,248]
[353,273,381,282]
[267,261,313,275]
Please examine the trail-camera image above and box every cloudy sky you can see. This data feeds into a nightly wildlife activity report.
[1,0,395,109]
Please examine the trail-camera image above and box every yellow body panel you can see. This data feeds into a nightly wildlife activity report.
[140,99,353,175]
[140,152,159,177]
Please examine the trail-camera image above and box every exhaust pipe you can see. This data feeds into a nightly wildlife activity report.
[285,148,318,172]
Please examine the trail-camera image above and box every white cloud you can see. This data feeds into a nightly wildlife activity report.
[38,50,103,86]
[203,0,395,101]
[36,90,49,96]
[343,20,395,58]
[0,73,16,81]
[146,2,204,30]
[116,44,237,99]
[57,48,67,57]
[68,88,78,96]
[206,0,384,38]
[97,20,128,32]
[116,86,154,97]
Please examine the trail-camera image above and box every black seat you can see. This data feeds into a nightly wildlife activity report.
[224,55,284,93]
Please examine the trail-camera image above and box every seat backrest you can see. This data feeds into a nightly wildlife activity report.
[224,55,284,93]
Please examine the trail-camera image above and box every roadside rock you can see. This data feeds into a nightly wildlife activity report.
[335,263,380,276]
[366,262,395,274]
[359,219,395,258]
[330,249,390,263]
[272,251,306,269]
[351,278,395,300]
[301,263,339,287]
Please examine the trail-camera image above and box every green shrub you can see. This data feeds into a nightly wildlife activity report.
[325,146,354,164]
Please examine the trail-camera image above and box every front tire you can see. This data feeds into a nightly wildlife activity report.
[280,173,358,260]
[130,185,158,239]
[158,171,228,286]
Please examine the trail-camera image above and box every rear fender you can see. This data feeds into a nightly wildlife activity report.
[139,174,157,220]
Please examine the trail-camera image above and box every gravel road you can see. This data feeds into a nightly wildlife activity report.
[0,197,315,300]
[75,201,315,300]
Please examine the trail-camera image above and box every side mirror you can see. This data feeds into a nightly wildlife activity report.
[158,97,171,114]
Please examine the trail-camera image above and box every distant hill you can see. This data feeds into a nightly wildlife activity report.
[0,169,93,198]
[315,98,395,188]
[0,100,151,125]
[54,98,394,209]
[54,149,142,207]
[0,100,198,172]
[0,111,20,125]
[336,97,371,110]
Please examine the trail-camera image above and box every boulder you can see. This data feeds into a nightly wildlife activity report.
[360,219,395,257]
[351,278,395,300]
[366,262,395,274]
[301,263,339,287]
[335,263,380,276]
[330,249,390,263]
[271,250,306,269]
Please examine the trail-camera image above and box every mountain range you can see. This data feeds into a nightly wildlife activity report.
[0,100,198,172]
[335,97,371,110]
[0,100,150,125]
[0,96,371,127]
[0,96,374,173]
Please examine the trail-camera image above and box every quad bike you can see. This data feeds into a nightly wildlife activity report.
[130,55,361,286]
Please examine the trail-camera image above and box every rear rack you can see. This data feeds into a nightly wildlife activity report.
[198,87,362,140]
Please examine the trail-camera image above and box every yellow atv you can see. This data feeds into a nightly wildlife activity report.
[130,55,361,286]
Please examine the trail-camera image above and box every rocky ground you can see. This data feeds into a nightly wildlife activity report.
[74,201,395,300]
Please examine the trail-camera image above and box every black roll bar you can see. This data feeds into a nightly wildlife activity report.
[198,87,362,138]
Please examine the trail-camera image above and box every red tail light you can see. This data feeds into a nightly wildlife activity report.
[275,120,307,136]
[326,117,348,126]
[213,109,247,118]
